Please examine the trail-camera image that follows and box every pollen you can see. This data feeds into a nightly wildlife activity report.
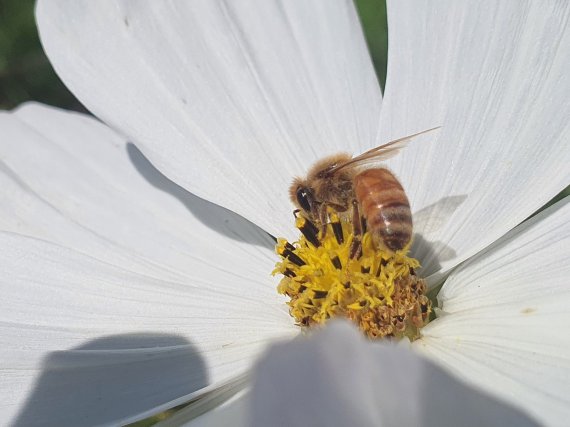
[273,212,431,341]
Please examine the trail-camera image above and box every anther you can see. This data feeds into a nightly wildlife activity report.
[419,295,430,321]
[277,240,306,266]
[295,215,321,248]
[313,290,328,299]
[376,258,388,277]
[284,268,296,278]
[330,255,342,270]
[350,239,362,259]
[284,250,305,266]
[285,242,296,252]
[329,211,344,245]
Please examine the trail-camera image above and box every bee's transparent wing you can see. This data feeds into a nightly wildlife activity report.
[330,127,440,173]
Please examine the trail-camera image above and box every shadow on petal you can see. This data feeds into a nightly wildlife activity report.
[13,333,208,427]
[411,234,456,278]
[126,143,275,250]
[410,195,467,277]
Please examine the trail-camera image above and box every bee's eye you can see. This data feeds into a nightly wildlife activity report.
[296,187,313,212]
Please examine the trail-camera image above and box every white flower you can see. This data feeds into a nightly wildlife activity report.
[0,0,569,425]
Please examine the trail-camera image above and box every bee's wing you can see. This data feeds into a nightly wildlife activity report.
[331,126,440,173]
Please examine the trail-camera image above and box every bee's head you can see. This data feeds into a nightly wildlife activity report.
[289,179,317,220]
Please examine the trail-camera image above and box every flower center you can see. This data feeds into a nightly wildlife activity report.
[273,212,431,341]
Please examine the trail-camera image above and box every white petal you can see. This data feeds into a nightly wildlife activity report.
[36,0,382,236]
[1,103,276,281]
[0,104,297,424]
[380,1,570,283]
[415,198,570,426]
[0,233,292,425]
[248,321,537,427]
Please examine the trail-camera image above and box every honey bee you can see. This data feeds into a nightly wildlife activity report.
[289,128,438,257]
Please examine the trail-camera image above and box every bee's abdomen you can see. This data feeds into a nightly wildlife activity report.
[354,168,412,251]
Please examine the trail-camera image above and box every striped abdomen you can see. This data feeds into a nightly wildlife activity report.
[353,168,412,252]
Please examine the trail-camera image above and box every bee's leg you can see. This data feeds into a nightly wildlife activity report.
[350,200,363,259]
[293,209,301,218]
[317,203,348,239]
[352,201,363,236]
[318,204,329,238]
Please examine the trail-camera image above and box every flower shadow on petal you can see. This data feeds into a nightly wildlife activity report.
[13,333,208,427]
[126,143,275,250]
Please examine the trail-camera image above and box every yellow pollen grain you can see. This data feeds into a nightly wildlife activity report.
[273,216,431,340]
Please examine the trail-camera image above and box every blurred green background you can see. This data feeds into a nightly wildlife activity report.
[0,0,85,110]
[0,0,388,111]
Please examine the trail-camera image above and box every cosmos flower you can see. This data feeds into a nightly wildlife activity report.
[1,0,569,425]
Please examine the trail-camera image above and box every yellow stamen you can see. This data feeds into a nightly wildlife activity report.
[273,215,431,340]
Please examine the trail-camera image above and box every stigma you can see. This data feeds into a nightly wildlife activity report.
[273,212,431,341]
